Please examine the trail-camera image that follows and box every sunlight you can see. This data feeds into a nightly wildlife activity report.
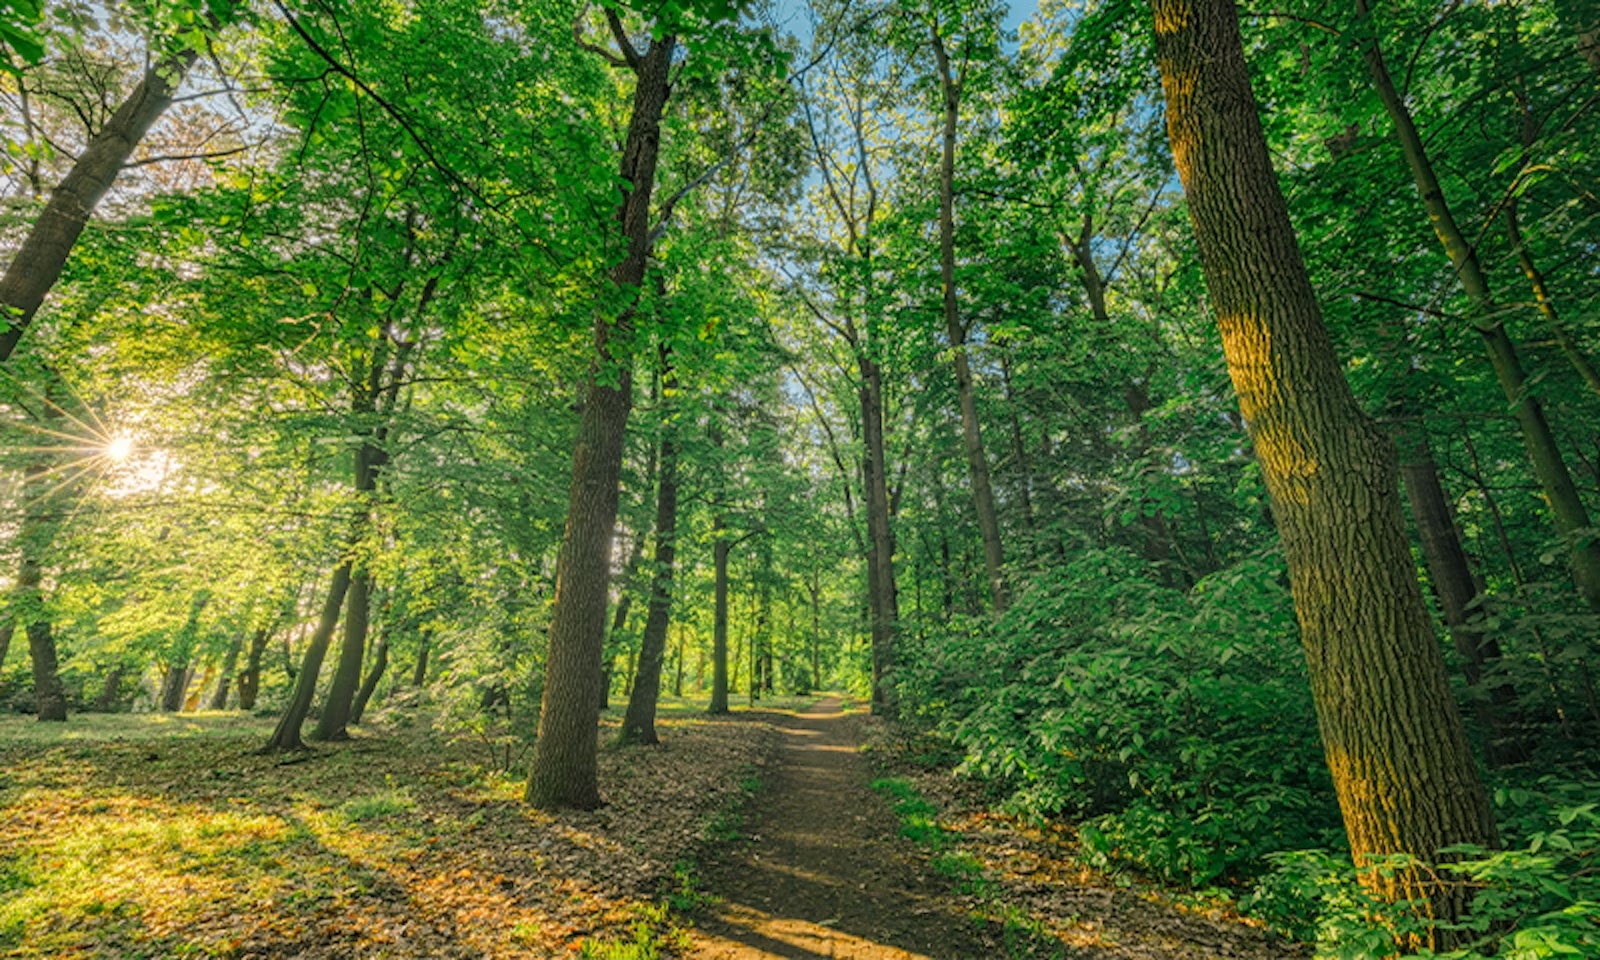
[105,435,135,461]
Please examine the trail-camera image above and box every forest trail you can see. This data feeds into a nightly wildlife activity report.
[683,697,1006,960]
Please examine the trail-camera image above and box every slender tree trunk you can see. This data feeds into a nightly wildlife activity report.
[314,567,370,741]
[526,34,675,810]
[0,48,199,361]
[93,666,125,712]
[809,571,822,692]
[263,562,353,752]
[1394,421,1525,765]
[412,634,430,687]
[930,27,1006,613]
[710,516,731,715]
[1354,0,1600,612]
[622,356,680,745]
[351,631,388,725]
[209,631,246,710]
[859,359,899,715]
[0,624,11,672]
[1150,0,1496,936]
[237,626,273,711]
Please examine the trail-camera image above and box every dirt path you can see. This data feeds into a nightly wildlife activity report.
[682,698,1005,960]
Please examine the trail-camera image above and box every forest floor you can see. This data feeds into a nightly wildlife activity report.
[677,698,1302,960]
[0,698,795,959]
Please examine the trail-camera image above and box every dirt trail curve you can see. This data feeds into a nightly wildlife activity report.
[683,696,998,960]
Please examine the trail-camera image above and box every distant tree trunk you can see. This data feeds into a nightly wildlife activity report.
[160,665,188,712]
[209,632,247,710]
[263,562,353,752]
[622,357,680,745]
[1355,0,1600,613]
[412,635,430,687]
[1554,0,1600,75]
[930,26,1006,614]
[859,358,899,715]
[237,626,273,711]
[1150,0,1497,937]
[11,407,66,722]
[710,516,731,715]
[93,666,125,712]
[350,631,388,725]
[0,624,11,671]
[526,33,675,811]
[1394,421,1525,765]
[0,47,199,362]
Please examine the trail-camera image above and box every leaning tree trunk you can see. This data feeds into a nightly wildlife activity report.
[710,515,731,715]
[621,376,680,745]
[1354,0,1600,613]
[236,626,273,711]
[0,47,198,361]
[313,567,370,741]
[526,33,676,811]
[930,26,1006,613]
[263,562,353,752]
[1149,0,1497,939]
[209,631,246,710]
[350,630,388,725]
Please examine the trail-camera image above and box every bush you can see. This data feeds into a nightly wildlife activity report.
[897,547,1341,886]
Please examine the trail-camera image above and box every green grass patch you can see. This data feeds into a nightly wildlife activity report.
[872,776,953,851]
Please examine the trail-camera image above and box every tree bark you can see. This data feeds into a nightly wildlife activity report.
[1354,0,1600,613]
[526,33,675,810]
[622,367,680,745]
[313,566,370,741]
[859,357,899,715]
[412,634,430,687]
[0,48,198,361]
[93,666,126,712]
[209,631,246,710]
[930,26,1007,613]
[237,626,273,711]
[263,562,353,752]
[1150,0,1496,936]
[160,664,189,712]
[350,630,388,724]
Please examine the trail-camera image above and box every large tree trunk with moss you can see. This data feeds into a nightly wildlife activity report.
[1353,0,1600,612]
[263,562,353,752]
[1149,0,1497,937]
[0,48,198,361]
[621,373,680,745]
[930,26,1006,614]
[525,34,675,811]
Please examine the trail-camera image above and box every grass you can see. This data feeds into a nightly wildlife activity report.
[0,706,772,959]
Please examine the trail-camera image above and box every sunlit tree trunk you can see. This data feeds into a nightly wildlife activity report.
[526,33,675,810]
[263,561,353,752]
[350,629,388,725]
[1149,0,1496,937]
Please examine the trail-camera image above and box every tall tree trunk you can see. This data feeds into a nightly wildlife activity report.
[526,34,675,810]
[930,27,1006,613]
[710,516,731,715]
[1394,421,1525,765]
[809,569,823,693]
[859,358,899,715]
[412,634,430,687]
[93,665,126,712]
[1355,0,1600,612]
[1150,0,1497,937]
[160,665,188,712]
[350,631,388,725]
[621,355,680,746]
[263,562,353,752]
[0,47,198,361]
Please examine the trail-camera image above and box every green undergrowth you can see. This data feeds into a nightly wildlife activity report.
[871,776,1064,958]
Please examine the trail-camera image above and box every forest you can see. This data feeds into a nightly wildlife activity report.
[1,0,1598,957]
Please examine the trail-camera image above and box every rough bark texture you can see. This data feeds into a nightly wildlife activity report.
[1354,0,1600,612]
[526,34,675,810]
[0,49,197,361]
[930,27,1007,614]
[263,563,353,752]
[314,567,370,741]
[1150,0,1497,934]
[621,385,679,745]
